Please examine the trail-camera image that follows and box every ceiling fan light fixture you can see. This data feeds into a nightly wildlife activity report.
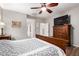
[31,3,59,14]
[41,7,46,11]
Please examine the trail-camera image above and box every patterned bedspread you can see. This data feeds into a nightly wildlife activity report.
[0,38,65,56]
[27,46,64,56]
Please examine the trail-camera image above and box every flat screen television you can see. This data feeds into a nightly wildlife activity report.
[54,15,70,25]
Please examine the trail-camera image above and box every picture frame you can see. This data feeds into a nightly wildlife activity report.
[12,20,21,28]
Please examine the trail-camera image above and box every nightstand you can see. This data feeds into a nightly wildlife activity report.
[0,35,11,40]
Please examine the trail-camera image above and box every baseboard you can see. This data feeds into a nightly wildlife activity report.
[73,44,79,47]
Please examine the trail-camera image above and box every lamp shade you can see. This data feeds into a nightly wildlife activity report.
[0,21,5,28]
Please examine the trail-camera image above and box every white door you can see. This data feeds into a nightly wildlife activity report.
[27,19,35,38]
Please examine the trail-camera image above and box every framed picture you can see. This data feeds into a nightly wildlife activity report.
[12,20,21,28]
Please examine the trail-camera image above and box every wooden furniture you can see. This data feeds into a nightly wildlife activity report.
[36,34,69,50]
[36,24,71,51]
[0,35,11,40]
[53,24,71,46]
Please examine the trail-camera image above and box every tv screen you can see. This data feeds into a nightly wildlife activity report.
[54,15,70,25]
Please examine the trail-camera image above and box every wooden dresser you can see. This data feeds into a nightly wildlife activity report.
[53,24,71,46]
[0,35,11,40]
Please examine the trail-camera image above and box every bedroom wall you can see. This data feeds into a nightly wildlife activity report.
[0,7,1,35]
[2,9,27,40]
[66,7,79,47]
[0,7,1,20]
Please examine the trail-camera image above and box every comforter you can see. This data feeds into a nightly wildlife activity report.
[0,38,65,56]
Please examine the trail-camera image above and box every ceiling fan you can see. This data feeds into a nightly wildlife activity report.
[31,3,58,14]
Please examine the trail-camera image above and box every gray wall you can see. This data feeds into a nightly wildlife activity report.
[67,7,79,47]
[0,7,1,34]
[2,9,27,40]
[0,7,1,20]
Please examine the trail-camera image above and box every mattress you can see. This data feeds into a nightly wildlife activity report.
[0,38,65,56]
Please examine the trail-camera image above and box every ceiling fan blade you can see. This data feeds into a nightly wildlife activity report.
[39,10,42,14]
[47,3,58,7]
[31,7,41,9]
[46,9,52,13]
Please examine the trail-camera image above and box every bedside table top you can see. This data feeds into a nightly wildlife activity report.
[0,35,11,40]
[0,35,11,37]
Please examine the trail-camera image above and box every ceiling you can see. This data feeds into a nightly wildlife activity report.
[0,3,79,17]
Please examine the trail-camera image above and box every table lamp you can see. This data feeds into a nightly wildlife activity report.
[0,21,5,35]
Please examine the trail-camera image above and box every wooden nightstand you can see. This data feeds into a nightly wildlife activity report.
[0,35,11,40]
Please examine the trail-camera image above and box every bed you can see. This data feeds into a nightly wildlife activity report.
[0,38,65,56]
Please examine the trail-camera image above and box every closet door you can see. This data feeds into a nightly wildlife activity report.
[27,19,35,38]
